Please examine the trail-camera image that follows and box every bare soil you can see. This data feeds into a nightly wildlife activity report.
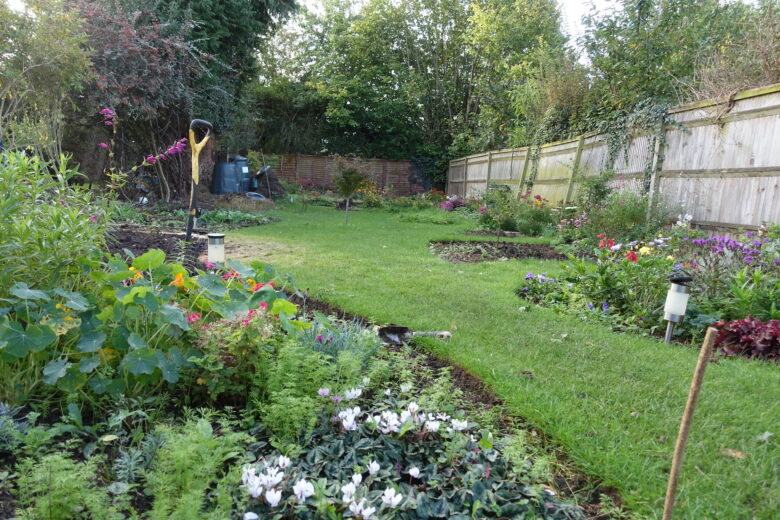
[430,240,566,263]
[107,224,206,270]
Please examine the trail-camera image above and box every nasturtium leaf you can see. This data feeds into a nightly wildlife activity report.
[132,249,165,271]
[196,274,227,298]
[0,322,57,357]
[10,282,50,302]
[96,304,114,323]
[155,351,180,383]
[271,299,297,317]
[226,259,255,278]
[157,286,177,301]
[126,332,148,350]
[57,367,87,392]
[135,292,159,313]
[122,286,151,304]
[78,355,101,373]
[120,348,158,376]
[52,288,91,312]
[43,357,70,384]
[108,270,134,282]
[159,303,189,330]
[248,287,276,307]
[77,330,106,353]
[210,301,249,320]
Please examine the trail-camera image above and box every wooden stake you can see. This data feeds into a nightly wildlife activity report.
[662,327,718,520]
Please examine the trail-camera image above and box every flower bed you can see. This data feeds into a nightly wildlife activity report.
[517,226,780,357]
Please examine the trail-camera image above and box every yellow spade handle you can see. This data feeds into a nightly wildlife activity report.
[189,128,211,187]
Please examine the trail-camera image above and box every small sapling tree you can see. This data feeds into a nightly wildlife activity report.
[334,167,368,224]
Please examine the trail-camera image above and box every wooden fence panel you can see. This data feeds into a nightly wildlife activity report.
[446,83,780,231]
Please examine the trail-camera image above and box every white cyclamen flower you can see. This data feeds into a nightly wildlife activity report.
[399,410,412,424]
[241,466,257,486]
[276,455,291,469]
[349,499,366,516]
[406,401,419,413]
[361,506,376,519]
[384,388,392,396]
[352,473,363,486]
[381,487,403,508]
[379,411,401,434]
[451,419,468,431]
[367,460,381,475]
[362,377,370,385]
[260,467,283,488]
[265,488,282,507]
[244,513,259,520]
[425,420,440,433]
[293,478,315,502]
[345,388,362,400]
[408,466,420,478]
[341,482,357,503]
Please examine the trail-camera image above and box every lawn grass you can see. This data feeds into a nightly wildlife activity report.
[232,204,779,519]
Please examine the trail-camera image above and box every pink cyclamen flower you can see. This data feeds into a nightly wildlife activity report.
[98,143,109,149]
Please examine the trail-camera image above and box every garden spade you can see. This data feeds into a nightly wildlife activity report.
[378,325,451,345]
[185,119,212,242]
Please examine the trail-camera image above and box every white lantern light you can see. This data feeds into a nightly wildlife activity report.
[207,233,225,263]
[664,276,693,343]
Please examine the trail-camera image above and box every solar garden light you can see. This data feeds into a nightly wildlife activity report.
[664,275,693,343]
[207,233,225,263]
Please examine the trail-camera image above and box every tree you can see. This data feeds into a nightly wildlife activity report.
[334,167,368,224]
[0,0,92,163]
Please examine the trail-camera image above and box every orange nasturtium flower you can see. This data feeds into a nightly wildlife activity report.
[169,272,185,287]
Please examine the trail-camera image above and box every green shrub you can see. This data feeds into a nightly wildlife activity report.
[15,454,120,520]
[0,153,108,297]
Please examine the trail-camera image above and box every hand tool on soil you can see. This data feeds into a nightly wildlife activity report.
[378,325,451,345]
[185,119,213,243]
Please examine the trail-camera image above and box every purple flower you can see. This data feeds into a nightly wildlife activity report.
[522,287,529,292]
[745,231,753,237]
[537,274,547,283]
[146,155,156,164]
[524,272,534,281]
[587,303,594,310]
[602,302,609,312]
[774,259,780,264]
[674,264,683,270]
[316,334,324,342]
[318,388,330,397]
[330,395,343,404]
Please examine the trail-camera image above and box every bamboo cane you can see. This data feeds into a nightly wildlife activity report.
[662,327,718,520]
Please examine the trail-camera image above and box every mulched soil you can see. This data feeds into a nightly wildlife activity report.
[106,224,206,270]
[430,240,566,263]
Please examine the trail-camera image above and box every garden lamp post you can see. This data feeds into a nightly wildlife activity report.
[664,275,693,343]
[207,233,225,264]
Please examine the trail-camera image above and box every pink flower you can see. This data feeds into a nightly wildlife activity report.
[100,108,114,115]
[205,262,216,269]
[187,312,201,324]
[104,121,113,126]
[259,302,268,311]
[98,143,109,149]
[89,215,98,223]
[146,156,156,164]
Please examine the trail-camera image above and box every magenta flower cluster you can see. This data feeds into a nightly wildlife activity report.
[439,197,467,211]
[100,108,115,126]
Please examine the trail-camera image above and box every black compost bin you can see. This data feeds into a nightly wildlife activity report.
[211,155,251,194]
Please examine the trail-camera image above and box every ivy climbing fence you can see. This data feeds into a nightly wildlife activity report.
[446,84,780,231]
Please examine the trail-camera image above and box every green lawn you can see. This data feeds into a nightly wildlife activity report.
[232,205,779,519]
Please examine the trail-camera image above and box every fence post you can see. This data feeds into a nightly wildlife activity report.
[485,152,493,194]
[517,147,531,194]
[565,135,586,203]
[647,123,666,220]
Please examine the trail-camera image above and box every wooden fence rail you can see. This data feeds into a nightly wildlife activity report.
[446,84,780,232]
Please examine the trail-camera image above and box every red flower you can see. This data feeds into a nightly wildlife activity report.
[599,240,605,248]
[608,239,615,248]
[626,251,638,262]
